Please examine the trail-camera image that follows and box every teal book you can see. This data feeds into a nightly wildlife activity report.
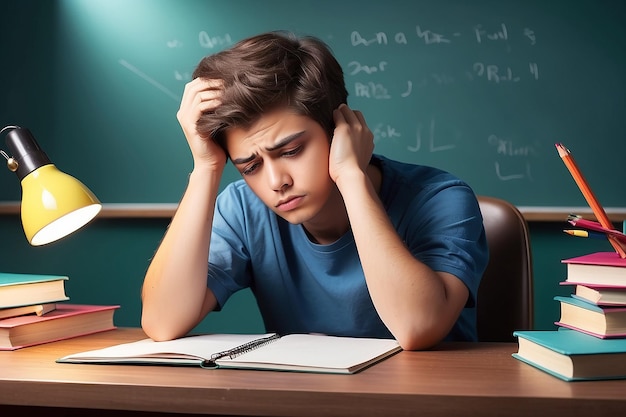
[513,329,626,381]
[0,272,69,309]
[554,295,626,338]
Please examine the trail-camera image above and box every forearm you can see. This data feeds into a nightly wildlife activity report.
[141,167,221,340]
[336,171,464,350]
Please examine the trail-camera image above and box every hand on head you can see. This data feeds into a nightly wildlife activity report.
[177,78,227,171]
[329,104,374,183]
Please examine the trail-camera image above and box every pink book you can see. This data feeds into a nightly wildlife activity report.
[560,281,626,289]
[562,251,626,267]
[0,304,119,350]
[562,252,626,286]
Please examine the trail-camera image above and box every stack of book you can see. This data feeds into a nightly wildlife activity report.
[0,272,118,350]
[513,251,626,381]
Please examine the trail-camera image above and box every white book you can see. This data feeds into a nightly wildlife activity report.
[57,333,402,374]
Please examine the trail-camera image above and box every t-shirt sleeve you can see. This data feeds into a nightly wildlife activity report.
[404,182,488,308]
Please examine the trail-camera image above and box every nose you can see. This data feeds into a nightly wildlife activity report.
[266,161,292,192]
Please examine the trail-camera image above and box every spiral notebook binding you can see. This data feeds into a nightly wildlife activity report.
[207,333,282,364]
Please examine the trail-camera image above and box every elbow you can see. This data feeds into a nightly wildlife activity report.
[141,315,167,341]
[396,332,440,351]
[141,310,187,342]
[391,319,451,351]
[141,316,182,342]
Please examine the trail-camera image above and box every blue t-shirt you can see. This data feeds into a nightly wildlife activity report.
[207,154,488,341]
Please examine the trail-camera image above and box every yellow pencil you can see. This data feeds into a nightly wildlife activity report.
[563,229,606,240]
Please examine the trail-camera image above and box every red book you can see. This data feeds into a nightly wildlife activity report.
[0,304,119,350]
[562,252,626,287]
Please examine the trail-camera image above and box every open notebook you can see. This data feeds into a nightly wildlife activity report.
[57,333,402,374]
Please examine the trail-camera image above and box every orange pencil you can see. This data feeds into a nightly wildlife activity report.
[555,143,626,258]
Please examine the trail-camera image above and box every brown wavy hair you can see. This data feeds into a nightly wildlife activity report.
[192,31,348,149]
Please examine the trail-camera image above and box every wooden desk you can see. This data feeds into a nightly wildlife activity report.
[0,328,624,417]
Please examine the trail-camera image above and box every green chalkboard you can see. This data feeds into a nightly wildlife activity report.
[1,0,625,208]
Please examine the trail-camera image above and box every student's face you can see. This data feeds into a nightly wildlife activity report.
[224,108,336,225]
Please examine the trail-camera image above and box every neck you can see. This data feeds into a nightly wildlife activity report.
[302,162,382,245]
[302,185,349,245]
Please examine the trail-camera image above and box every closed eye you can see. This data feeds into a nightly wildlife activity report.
[281,145,303,158]
[242,161,261,176]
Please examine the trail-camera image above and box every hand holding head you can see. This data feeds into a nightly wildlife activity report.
[177,78,227,171]
[329,104,374,184]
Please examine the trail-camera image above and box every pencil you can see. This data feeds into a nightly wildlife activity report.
[567,215,626,244]
[563,229,607,240]
[555,143,626,258]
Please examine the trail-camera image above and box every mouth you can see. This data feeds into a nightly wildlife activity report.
[276,195,304,212]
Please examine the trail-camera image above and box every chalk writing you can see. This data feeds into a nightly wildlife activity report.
[474,24,508,43]
[350,59,539,99]
[372,124,401,143]
[118,59,180,102]
[400,81,413,97]
[134,25,544,186]
[494,162,533,181]
[523,28,537,46]
[351,31,389,46]
[166,39,183,48]
[351,23,536,48]
[354,82,391,99]
[488,135,537,157]
[351,31,411,46]
[348,21,540,101]
[529,62,539,79]
[488,135,536,181]
[428,73,455,85]
[347,61,389,75]
[415,25,454,44]
[407,119,456,153]
[472,62,521,83]
[174,70,191,81]
[198,32,232,49]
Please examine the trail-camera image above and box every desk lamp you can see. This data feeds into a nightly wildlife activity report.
[1,125,101,246]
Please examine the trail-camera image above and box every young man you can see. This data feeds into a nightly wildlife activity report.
[141,31,488,350]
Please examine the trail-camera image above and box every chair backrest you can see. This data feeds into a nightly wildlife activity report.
[476,196,534,342]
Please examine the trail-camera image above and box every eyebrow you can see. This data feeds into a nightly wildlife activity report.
[231,131,306,165]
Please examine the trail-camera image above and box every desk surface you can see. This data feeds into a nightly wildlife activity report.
[1,328,625,417]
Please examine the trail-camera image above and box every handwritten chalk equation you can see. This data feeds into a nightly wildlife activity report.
[407,119,456,153]
[348,23,539,98]
[373,119,457,153]
[488,134,536,181]
[350,24,536,47]
[350,60,540,99]
[165,32,234,51]
[371,120,535,181]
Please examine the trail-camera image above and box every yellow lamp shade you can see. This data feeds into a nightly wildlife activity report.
[20,164,102,246]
